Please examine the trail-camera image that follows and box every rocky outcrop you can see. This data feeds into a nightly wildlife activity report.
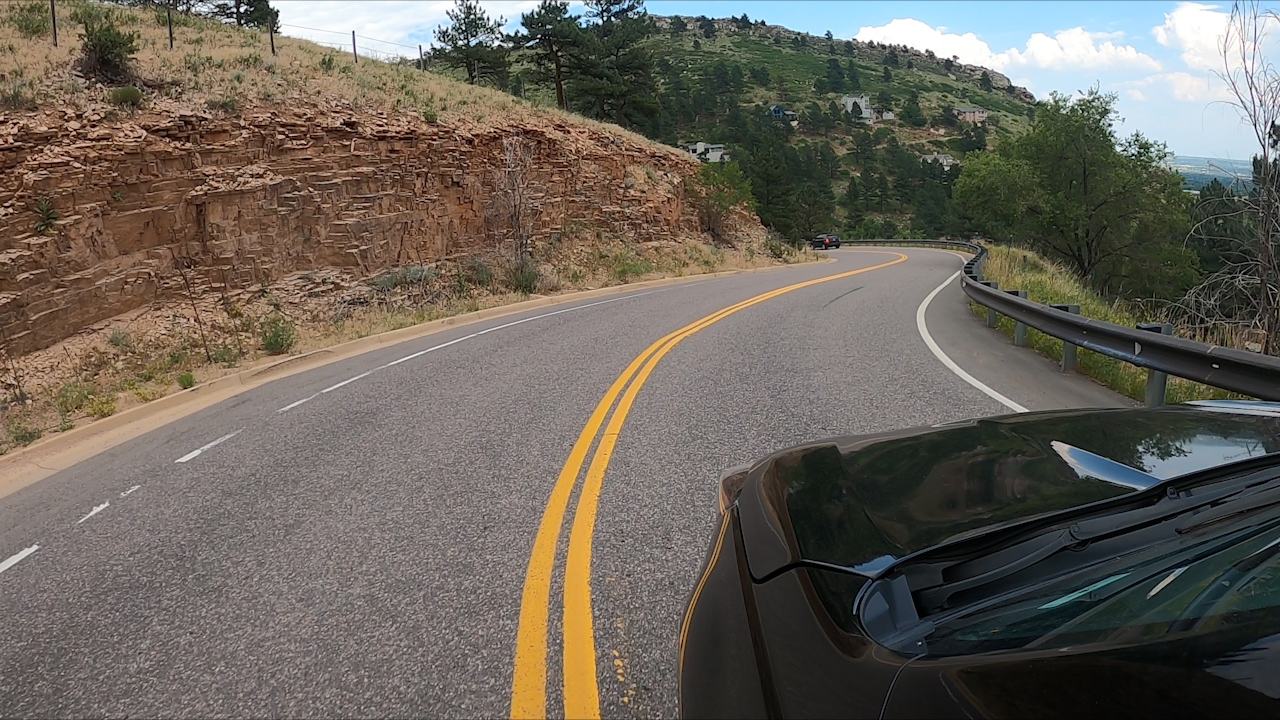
[0,99,720,355]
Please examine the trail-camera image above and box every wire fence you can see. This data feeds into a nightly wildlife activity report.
[43,0,432,68]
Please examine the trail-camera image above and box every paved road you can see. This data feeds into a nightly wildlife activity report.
[0,248,1128,718]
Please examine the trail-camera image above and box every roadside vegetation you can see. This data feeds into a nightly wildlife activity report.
[0,236,814,455]
[976,245,1236,404]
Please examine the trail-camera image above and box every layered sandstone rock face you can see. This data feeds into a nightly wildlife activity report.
[0,99,715,355]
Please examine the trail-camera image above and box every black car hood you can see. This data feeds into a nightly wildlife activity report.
[736,403,1280,580]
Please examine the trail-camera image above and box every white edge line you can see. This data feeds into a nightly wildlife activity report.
[0,545,39,576]
[175,429,243,463]
[76,501,110,524]
[275,289,666,412]
[916,266,1029,414]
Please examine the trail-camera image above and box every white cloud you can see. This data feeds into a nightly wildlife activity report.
[1152,2,1230,71]
[274,1,539,53]
[1117,71,1234,103]
[853,19,1161,72]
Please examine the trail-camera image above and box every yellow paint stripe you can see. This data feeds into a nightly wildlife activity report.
[560,253,908,719]
[509,292,787,718]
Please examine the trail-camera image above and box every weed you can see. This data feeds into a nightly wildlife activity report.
[0,77,36,110]
[205,95,238,113]
[259,313,298,354]
[319,53,337,73]
[611,251,653,282]
[59,417,75,433]
[211,345,241,366]
[233,52,263,70]
[87,395,117,419]
[33,197,58,234]
[108,329,132,349]
[133,386,164,403]
[5,1,50,38]
[505,255,541,294]
[373,265,436,292]
[177,371,195,389]
[463,256,494,287]
[55,381,93,416]
[8,421,41,447]
[183,52,215,75]
[107,85,144,108]
[765,236,794,259]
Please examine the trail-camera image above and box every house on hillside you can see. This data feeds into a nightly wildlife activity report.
[874,107,895,122]
[839,93,874,123]
[920,152,958,169]
[685,141,729,163]
[769,105,799,122]
[954,105,988,124]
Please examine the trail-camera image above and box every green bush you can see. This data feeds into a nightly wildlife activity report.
[259,313,298,354]
[373,265,437,292]
[611,251,654,282]
[78,12,140,81]
[5,1,50,38]
[205,96,238,113]
[0,77,36,110]
[108,85,144,108]
[177,372,196,389]
[108,329,132,348]
[463,256,494,287]
[33,197,58,234]
[56,382,93,416]
[87,394,117,419]
[8,421,42,447]
[505,255,541,294]
[319,53,337,73]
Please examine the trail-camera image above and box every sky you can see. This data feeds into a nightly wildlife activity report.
[272,1,1280,160]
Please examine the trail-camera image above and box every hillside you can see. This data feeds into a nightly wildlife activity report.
[0,0,787,452]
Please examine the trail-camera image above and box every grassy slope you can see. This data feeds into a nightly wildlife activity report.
[977,246,1235,404]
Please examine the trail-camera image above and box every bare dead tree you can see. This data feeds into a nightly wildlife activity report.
[1176,1,1280,354]
[167,247,214,363]
[489,138,541,260]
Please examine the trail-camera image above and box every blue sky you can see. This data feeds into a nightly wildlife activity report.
[274,1,1280,159]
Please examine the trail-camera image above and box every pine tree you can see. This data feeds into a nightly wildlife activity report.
[435,0,509,85]
[566,0,658,130]
[515,0,579,109]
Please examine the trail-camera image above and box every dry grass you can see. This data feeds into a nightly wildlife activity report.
[974,245,1238,404]
[0,0,676,153]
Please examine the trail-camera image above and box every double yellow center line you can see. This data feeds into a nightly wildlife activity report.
[510,252,908,719]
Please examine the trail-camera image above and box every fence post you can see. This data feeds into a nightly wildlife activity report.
[1005,289,1028,346]
[269,23,276,55]
[1138,322,1173,407]
[50,0,57,47]
[166,2,174,50]
[352,30,358,63]
[983,280,999,327]
[1050,304,1081,372]
[419,44,425,71]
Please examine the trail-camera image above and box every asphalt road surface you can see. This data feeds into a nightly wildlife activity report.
[0,248,1130,718]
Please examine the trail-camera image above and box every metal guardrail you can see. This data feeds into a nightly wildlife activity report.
[843,239,1280,404]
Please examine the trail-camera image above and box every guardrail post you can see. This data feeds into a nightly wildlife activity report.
[1137,322,1173,407]
[1050,304,1081,372]
[983,281,999,327]
[1005,290,1028,346]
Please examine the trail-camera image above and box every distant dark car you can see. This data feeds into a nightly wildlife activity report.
[809,234,841,249]
[679,401,1280,719]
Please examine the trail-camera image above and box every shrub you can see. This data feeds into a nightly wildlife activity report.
[259,313,298,354]
[5,1,50,38]
[177,372,196,389]
[319,53,337,73]
[108,329,132,348]
[504,254,541,294]
[463,256,494,287]
[8,421,41,447]
[107,85,144,108]
[691,162,754,245]
[33,197,58,234]
[78,12,140,82]
[611,251,654,282]
[373,265,436,292]
[765,236,795,259]
[205,96,238,113]
[211,345,242,366]
[87,395,117,419]
[56,382,93,416]
[0,78,36,110]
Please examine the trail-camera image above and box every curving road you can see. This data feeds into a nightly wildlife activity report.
[0,248,1128,718]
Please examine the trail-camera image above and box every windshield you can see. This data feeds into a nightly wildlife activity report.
[924,515,1280,657]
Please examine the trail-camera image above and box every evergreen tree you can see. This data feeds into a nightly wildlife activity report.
[515,0,579,109]
[435,0,509,85]
[669,16,686,34]
[825,58,845,94]
[882,66,892,83]
[979,70,993,91]
[566,0,658,130]
[846,59,861,90]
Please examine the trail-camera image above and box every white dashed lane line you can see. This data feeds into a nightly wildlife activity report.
[120,485,140,498]
[75,502,110,525]
[175,429,244,464]
[275,289,667,413]
[0,545,39,577]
